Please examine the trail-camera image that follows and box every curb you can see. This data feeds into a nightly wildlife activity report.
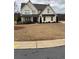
[14,39,65,49]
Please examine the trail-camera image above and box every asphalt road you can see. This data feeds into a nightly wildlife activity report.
[14,45,65,59]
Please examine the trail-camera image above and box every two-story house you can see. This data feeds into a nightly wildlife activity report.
[21,0,57,23]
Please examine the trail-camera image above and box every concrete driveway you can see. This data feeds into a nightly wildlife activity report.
[14,45,65,59]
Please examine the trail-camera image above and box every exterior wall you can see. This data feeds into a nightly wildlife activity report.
[21,17,33,23]
[21,5,32,14]
[41,6,54,14]
[42,16,53,22]
[45,16,52,22]
[21,17,25,23]
[53,16,56,22]
[21,1,38,23]
[37,16,40,23]
[21,16,56,23]
[40,5,56,23]
[31,17,33,22]
[21,2,38,14]
[40,16,56,23]
[21,1,57,23]
[27,2,38,14]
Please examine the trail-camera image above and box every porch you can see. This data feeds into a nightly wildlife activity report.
[21,14,39,24]
[42,14,56,23]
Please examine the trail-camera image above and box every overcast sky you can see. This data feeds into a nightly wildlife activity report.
[14,0,65,14]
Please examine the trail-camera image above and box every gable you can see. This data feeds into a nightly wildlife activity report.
[21,1,56,15]
[21,5,32,14]
[41,5,55,14]
[21,2,38,14]
[27,2,38,13]
[21,3,27,9]
[21,3,48,13]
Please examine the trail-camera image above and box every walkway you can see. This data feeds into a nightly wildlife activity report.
[14,39,65,49]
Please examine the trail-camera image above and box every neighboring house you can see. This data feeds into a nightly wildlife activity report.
[20,0,57,24]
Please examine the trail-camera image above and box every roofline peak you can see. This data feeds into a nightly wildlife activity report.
[48,4,50,6]
[26,0,32,4]
[29,0,31,2]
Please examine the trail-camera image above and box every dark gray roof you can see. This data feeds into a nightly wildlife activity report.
[33,4,48,11]
[21,3,27,9]
[21,14,39,17]
[42,14,55,16]
[21,3,48,11]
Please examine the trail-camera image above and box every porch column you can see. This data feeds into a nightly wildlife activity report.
[21,17,25,23]
[38,16,40,23]
[39,16,43,23]
[31,17,33,22]
[53,16,56,22]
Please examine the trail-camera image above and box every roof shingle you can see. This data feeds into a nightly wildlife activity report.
[21,3,48,11]
[33,4,48,11]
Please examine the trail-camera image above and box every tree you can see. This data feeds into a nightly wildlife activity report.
[14,1,19,13]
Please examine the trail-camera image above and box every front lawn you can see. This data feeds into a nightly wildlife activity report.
[14,23,65,41]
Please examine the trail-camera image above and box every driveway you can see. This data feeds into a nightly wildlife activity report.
[14,45,65,59]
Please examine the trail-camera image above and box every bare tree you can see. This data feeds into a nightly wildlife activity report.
[14,1,19,13]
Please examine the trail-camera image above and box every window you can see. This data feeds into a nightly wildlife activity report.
[43,17,46,21]
[27,17,30,21]
[24,10,31,14]
[47,8,50,13]
[51,17,53,21]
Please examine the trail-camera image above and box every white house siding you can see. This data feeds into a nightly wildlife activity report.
[21,2,38,14]
[21,2,39,23]
[53,16,56,22]
[30,17,33,22]
[21,1,56,23]
[37,16,40,23]
[27,2,38,14]
[42,16,53,22]
[40,6,56,22]
[21,5,32,14]
[21,17,33,23]
[46,16,52,22]
[41,6,54,14]
[21,17,25,23]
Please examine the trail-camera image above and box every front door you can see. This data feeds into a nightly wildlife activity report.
[40,17,42,23]
[33,17,38,23]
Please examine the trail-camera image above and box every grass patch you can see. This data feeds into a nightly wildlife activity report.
[14,23,65,41]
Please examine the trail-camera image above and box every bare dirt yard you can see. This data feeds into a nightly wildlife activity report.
[14,23,65,41]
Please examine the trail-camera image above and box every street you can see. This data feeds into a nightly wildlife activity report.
[14,45,65,59]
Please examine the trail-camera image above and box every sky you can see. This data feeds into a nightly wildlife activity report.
[14,0,65,14]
